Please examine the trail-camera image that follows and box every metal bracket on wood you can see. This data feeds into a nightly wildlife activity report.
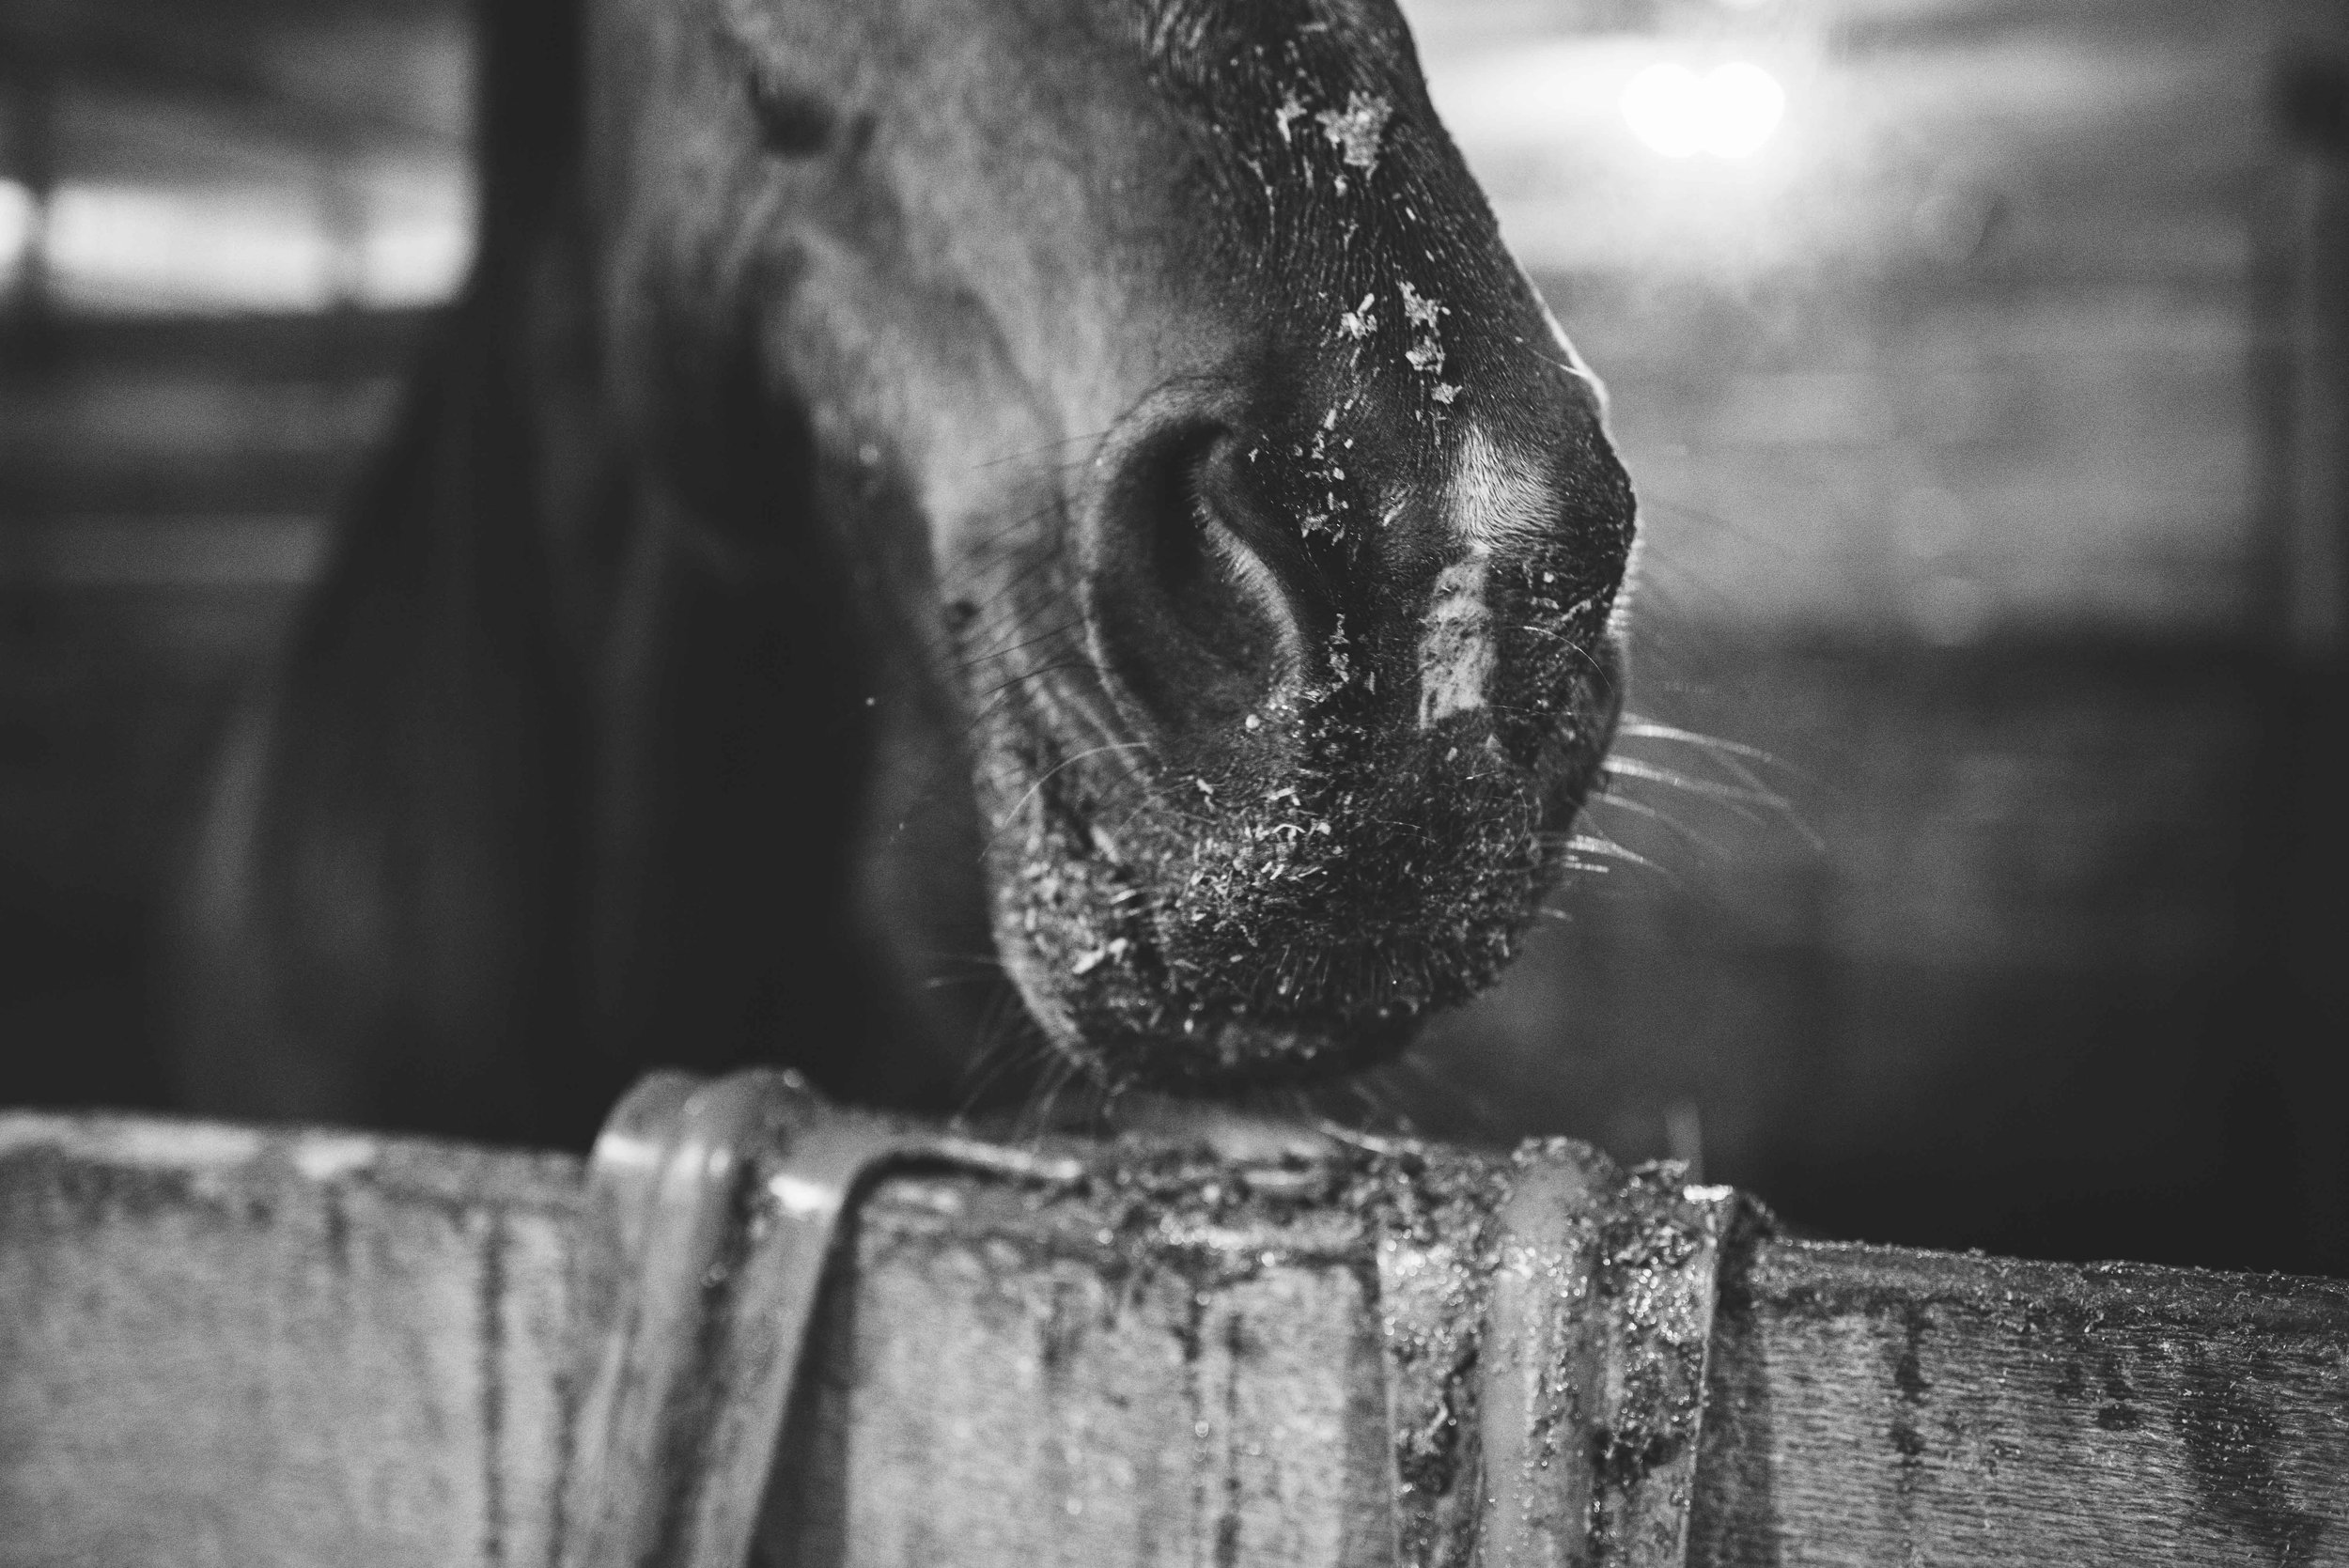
[558,1069,1085,1568]
[559,1072,1747,1568]
[1372,1139,1743,1568]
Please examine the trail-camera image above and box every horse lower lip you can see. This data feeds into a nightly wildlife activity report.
[984,680,1612,1092]
[1090,1012,1415,1091]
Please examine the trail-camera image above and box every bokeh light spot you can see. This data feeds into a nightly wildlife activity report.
[1621,61,1787,161]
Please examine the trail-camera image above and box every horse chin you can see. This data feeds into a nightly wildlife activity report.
[985,675,1622,1094]
[1088,1014,1411,1094]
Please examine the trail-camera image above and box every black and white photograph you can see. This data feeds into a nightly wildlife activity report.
[0,0,2343,1560]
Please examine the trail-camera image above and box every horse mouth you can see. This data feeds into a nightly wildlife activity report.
[982,643,1626,1092]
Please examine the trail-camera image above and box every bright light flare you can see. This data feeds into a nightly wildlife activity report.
[0,179,470,314]
[1704,63,1789,157]
[1621,61,1787,161]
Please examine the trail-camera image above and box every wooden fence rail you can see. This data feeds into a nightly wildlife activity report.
[1,1070,2343,1567]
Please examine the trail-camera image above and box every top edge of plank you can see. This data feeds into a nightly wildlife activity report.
[0,1108,588,1214]
[5,1107,2343,1329]
[1745,1235,2349,1335]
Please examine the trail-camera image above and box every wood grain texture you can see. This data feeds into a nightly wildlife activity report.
[758,1163,1396,1568]
[2,1108,2345,1567]
[1690,1240,2349,1566]
[0,1112,591,1568]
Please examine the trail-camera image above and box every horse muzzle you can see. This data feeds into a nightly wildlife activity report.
[977,379,1630,1091]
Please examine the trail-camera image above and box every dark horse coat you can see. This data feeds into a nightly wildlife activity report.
[170,0,1639,1147]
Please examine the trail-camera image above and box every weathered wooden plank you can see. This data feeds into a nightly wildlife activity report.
[776,1168,2348,1567]
[777,1196,1393,1567]
[0,1113,591,1568]
[758,1137,1402,1568]
[1,1098,2343,1567]
[1690,1241,2349,1566]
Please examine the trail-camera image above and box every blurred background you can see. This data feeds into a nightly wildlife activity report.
[1,0,2343,1274]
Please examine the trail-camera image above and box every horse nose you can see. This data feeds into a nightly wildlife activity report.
[1081,405,1322,754]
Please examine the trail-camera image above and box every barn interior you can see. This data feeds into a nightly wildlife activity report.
[0,0,2342,1277]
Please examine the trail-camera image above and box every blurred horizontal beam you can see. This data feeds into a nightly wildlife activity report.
[0,307,435,374]
[1827,0,2234,52]
[0,516,325,588]
[1,3,464,153]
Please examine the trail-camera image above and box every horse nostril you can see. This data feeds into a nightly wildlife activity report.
[1086,424,1310,751]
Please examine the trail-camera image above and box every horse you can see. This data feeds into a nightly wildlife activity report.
[166,0,1638,1149]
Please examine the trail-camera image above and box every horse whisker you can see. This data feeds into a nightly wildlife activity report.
[1583,790,1729,860]
[987,739,1155,846]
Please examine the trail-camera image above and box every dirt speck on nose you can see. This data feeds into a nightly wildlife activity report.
[1400,282,1447,379]
[1275,91,1308,144]
[1316,91,1393,176]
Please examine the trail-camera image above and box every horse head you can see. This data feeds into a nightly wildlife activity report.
[586,0,1636,1094]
